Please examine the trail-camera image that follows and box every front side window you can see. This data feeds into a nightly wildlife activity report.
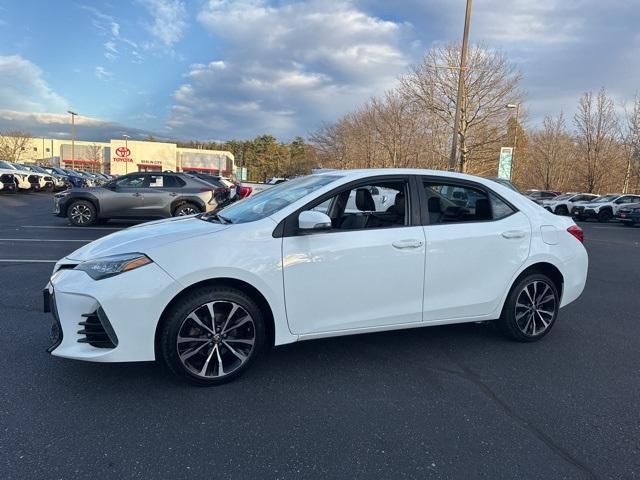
[423,182,515,224]
[213,174,341,224]
[305,180,409,231]
[115,174,145,188]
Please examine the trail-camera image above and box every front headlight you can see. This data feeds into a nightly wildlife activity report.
[74,253,153,280]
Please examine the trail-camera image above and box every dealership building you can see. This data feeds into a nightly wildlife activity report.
[15,137,236,176]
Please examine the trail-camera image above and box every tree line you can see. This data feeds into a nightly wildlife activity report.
[311,43,640,194]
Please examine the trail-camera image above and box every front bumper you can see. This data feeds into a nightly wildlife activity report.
[616,212,640,223]
[44,261,182,362]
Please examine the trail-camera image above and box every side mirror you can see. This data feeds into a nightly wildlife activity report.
[106,183,117,190]
[298,210,332,231]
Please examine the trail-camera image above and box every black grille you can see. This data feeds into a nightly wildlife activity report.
[77,308,118,348]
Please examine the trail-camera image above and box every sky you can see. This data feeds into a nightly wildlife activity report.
[0,0,638,142]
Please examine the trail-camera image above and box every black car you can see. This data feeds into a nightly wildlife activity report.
[616,204,640,226]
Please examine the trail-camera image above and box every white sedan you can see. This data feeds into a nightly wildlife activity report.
[44,169,588,385]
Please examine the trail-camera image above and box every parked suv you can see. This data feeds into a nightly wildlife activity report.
[54,172,221,226]
[573,194,640,222]
[542,193,599,215]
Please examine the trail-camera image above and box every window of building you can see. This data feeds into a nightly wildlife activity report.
[45,148,50,153]
[33,147,38,152]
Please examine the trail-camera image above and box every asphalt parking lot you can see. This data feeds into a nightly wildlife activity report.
[1,192,639,480]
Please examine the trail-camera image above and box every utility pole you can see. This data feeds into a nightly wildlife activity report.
[67,110,78,170]
[122,134,130,174]
[448,0,473,172]
[506,103,520,181]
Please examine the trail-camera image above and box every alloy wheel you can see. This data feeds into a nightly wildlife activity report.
[177,206,197,216]
[514,280,557,337]
[70,204,92,224]
[176,301,256,379]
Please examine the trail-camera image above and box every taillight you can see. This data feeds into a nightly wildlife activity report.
[238,186,252,198]
[567,225,583,243]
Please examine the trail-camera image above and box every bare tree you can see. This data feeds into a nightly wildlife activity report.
[0,130,32,162]
[85,144,104,173]
[400,43,523,173]
[526,112,575,190]
[621,93,640,193]
[573,89,620,192]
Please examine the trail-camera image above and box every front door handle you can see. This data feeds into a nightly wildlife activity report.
[132,192,142,197]
[501,230,526,239]
[392,239,424,249]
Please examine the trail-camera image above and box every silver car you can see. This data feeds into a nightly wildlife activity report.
[54,172,225,226]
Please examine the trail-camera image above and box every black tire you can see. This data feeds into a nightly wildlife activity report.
[498,273,560,342]
[67,199,97,226]
[555,205,569,216]
[158,286,267,386]
[597,209,612,223]
[172,202,201,217]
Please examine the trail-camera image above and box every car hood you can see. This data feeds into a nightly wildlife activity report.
[66,216,230,262]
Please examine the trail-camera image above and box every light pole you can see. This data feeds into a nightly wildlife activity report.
[67,110,78,170]
[448,0,473,172]
[122,134,130,174]
[506,103,520,180]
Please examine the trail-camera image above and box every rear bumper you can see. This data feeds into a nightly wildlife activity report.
[616,212,640,223]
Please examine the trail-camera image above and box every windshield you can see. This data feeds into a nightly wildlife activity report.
[206,174,341,224]
[593,195,618,203]
[554,194,572,201]
[0,160,17,170]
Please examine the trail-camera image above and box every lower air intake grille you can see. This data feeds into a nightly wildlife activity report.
[77,307,118,348]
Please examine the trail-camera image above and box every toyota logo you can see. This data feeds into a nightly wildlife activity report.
[116,147,131,157]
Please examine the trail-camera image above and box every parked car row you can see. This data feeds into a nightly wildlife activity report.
[529,189,640,225]
[0,160,116,193]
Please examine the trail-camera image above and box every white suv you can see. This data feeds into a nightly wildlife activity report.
[542,193,599,216]
[573,194,640,222]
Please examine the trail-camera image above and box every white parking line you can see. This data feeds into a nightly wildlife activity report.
[20,225,126,230]
[0,238,90,242]
[0,259,57,263]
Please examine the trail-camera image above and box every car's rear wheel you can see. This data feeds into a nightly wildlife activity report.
[498,273,559,342]
[158,287,266,385]
[67,200,97,226]
[555,205,569,216]
[173,202,201,217]
[597,209,612,222]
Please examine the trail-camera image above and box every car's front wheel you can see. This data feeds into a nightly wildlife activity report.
[67,200,97,226]
[158,286,267,385]
[597,209,612,222]
[173,202,201,217]
[498,273,559,342]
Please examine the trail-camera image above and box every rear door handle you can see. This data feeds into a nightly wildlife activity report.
[501,230,526,239]
[392,239,424,249]
[132,192,142,197]
[169,192,178,197]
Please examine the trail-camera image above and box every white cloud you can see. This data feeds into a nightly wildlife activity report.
[0,55,67,113]
[94,66,112,80]
[167,0,411,138]
[0,110,163,141]
[137,0,188,48]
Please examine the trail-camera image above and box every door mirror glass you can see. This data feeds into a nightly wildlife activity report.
[298,210,332,231]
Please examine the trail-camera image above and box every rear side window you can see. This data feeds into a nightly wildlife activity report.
[162,175,186,188]
[423,181,515,224]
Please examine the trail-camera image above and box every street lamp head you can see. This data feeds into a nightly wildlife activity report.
[505,104,518,109]
[122,134,131,139]
[67,110,78,116]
